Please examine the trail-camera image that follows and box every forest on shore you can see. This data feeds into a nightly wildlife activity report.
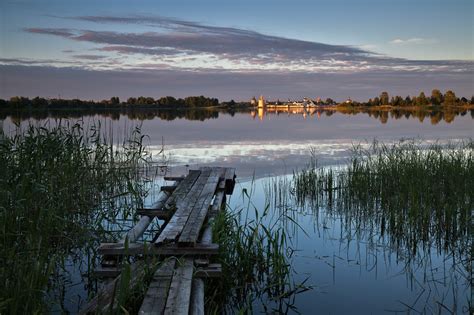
[1,89,473,111]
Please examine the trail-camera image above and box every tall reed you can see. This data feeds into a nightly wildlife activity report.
[207,187,310,314]
[0,122,153,313]
[294,140,472,264]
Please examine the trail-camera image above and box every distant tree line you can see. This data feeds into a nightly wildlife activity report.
[345,89,473,107]
[1,89,473,110]
[0,95,220,109]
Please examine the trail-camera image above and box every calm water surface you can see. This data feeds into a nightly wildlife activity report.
[3,110,473,178]
[2,110,472,314]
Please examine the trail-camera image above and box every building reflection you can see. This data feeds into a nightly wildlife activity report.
[250,106,327,120]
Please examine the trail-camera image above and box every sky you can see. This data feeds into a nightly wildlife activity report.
[0,0,473,101]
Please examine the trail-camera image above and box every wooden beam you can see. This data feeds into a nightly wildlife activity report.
[199,226,213,246]
[121,183,174,243]
[224,168,236,194]
[189,278,204,315]
[139,258,176,314]
[98,243,219,256]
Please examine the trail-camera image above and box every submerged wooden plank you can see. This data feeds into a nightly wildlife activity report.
[164,258,194,315]
[139,258,177,314]
[179,168,223,245]
[156,169,212,244]
[98,242,219,256]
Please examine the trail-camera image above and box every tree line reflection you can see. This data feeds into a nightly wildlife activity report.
[1,107,473,125]
[252,106,474,124]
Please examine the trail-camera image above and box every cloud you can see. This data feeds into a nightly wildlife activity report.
[72,54,107,60]
[389,38,438,45]
[21,16,470,75]
[358,44,377,50]
[26,28,74,37]
[24,16,384,73]
[97,45,181,56]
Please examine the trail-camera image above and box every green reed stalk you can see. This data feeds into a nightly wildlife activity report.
[294,140,473,261]
[0,122,152,313]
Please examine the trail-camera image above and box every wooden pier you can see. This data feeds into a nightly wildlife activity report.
[80,167,235,315]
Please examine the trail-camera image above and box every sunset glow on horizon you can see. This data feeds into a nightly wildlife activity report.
[1,0,473,100]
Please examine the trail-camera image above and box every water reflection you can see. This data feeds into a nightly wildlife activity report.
[233,174,471,314]
[1,107,473,125]
[251,106,473,125]
[3,109,473,179]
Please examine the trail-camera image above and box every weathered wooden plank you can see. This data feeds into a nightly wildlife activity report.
[136,208,172,220]
[164,170,201,210]
[164,258,194,315]
[157,169,212,244]
[139,258,176,314]
[189,278,204,315]
[179,168,223,245]
[98,243,219,256]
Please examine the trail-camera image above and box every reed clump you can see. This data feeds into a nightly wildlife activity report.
[0,123,152,313]
[294,140,473,258]
[207,197,310,313]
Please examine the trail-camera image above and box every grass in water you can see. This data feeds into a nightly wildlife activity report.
[207,186,310,314]
[294,140,472,258]
[0,122,153,314]
[293,140,472,313]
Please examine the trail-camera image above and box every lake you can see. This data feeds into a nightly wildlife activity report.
[2,108,472,314]
[3,108,473,179]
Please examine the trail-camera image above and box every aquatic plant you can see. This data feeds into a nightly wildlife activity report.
[207,185,310,314]
[293,140,473,313]
[294,140,473,258]
[0,122,154,313]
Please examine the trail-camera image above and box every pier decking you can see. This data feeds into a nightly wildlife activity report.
[80,167,235,315]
